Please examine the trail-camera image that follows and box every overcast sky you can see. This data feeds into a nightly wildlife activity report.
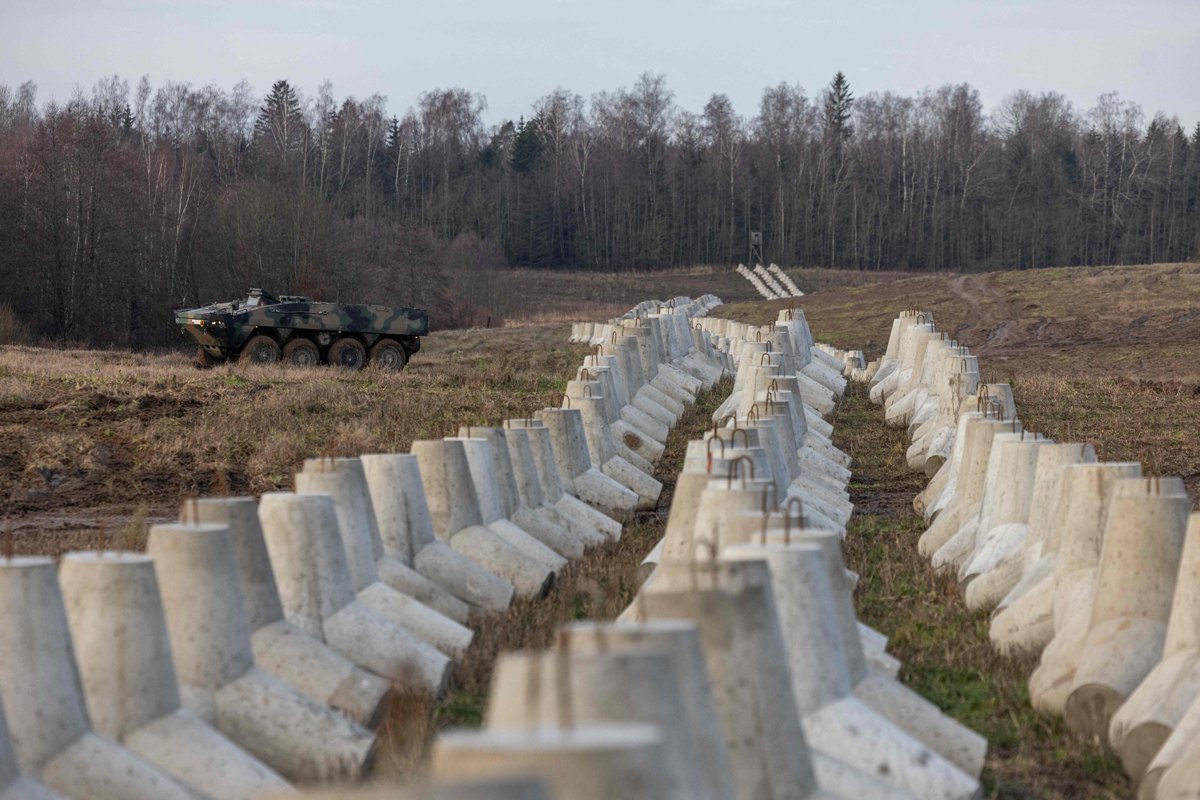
[4,0,1198,130]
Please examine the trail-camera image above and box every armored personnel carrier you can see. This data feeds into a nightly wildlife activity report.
[175,288,428,370]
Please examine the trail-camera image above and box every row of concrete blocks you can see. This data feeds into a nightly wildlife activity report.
[866,309,1200,800]
[734,263,803,301]
[0,298,731,800]
[568,294,722,346]
[813,343,866,378]
[423,305,988,799]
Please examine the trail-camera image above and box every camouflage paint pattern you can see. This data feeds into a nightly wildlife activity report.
[175,288,427,359]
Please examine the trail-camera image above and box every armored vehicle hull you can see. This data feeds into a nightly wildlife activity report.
[176,288,428,370]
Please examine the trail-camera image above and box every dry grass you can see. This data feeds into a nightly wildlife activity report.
[490,264,913,323]
[1,324,589,552]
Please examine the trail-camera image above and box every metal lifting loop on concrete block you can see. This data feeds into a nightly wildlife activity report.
[583,384,594,399]
[759,352,772,366]
[726,456,754,490]
[784,496,806,539]
[731,428,749,449]
[719,412,737,428]
[706,438,725,474]
[579,368,593,382]
[558,395,571,409]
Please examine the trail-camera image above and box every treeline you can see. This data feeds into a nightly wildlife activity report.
[0,73,1197,347]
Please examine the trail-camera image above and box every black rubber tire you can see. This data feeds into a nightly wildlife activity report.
[195,347,224,369]
[282,337,321,367]
[240,334,280,364]
[328,336,366,370]
[369,339,407,371]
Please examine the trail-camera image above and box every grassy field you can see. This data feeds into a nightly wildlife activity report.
[3,261,1196,795]
[0,325,588,552]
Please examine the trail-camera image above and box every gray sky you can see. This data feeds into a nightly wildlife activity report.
[4,0,1198,130]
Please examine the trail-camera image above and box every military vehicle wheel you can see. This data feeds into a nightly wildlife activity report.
[195,347,224,369]
[328,337,366,370]
[241,335,280,364]
[369,339,407,371]
[282,338,320,367]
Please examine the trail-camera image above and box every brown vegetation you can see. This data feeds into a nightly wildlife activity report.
[0,325,589,551]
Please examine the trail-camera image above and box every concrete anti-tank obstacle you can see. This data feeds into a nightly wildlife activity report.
[914,408,980,522]
[959,435,1046,599]
[1156,754,1200,800]
[57,551,293,799]
[256,492,452,696]
[1063,476,1191,746]
[555,621,738,800]
[0,557,195,800]
[456,427,585,559]
[360,454,514,612]
[185,497,392,727]
[503,419,621,543]
[1028,462,1143,715]
[714,506,893,679]
[431,724,677,800]
[969,443,1096,617]
[639,558,841,799]
[920,417,1012,560]
[484,649,707,799]
[720,538,980,800]
[0,697,62,800]
[296,459,475,657]
[452,437,569,572]
[576,361,668,464]
[146,521,378,782]
[537,408,640,523]
[988,446,1101,656]
[411,439,557,599]
[932,428,1028,574]
[1113,513,1200,788]
[773,524,987,776]
[1144,665,1200,800]
[353,455,473,622]
[282,776,552,800]
[565,388,663,510]
[502,424,607,550]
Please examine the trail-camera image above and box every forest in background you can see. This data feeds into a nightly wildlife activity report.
[0,72,1197,348]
